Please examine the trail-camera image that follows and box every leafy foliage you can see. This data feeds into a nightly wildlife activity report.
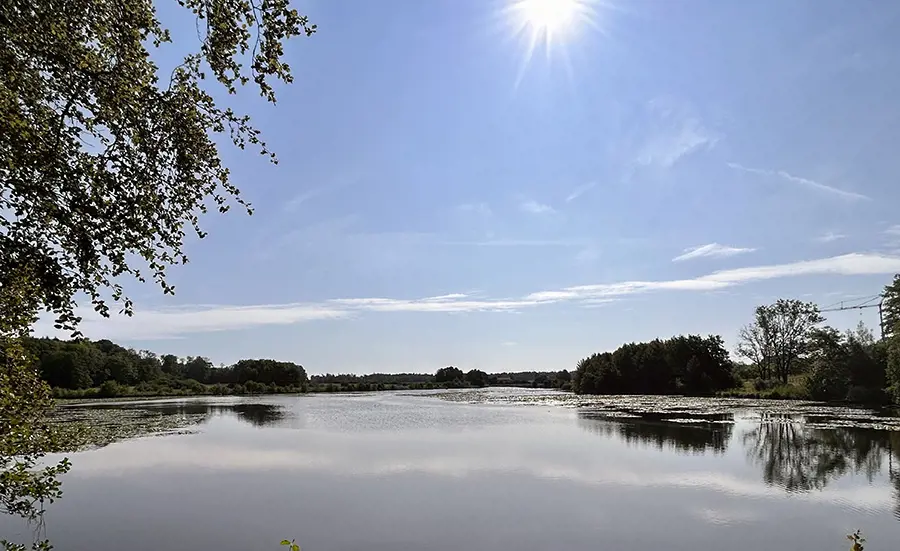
[24,336,308,395]
[465,369,489,387]
[1,0,315,332]
[434,366,465,384]
[884,275,900,339]
[0,272,70,551]
[572,335,735,396]
[848,530,865,551]
[737,299,824,384]
[2,0,315,548]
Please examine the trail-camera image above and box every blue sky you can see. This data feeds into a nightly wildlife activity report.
[54,0,900,373]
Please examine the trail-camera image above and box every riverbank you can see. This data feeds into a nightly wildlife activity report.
[50,379,488,400]
[52,379,896,408]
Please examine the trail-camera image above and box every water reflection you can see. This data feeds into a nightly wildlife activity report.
[578,407,900,519]
[743,415,900,520]
[743,414,884,491]
[577,410,734,454]
[67,400,287,427]
[139,402,287,427]
[53,400,291,451]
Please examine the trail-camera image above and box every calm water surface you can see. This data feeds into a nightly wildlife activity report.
[4,388,900,550]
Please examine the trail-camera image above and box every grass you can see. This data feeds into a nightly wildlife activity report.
[717,375,812,400]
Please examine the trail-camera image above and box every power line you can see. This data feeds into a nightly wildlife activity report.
[819,294,886,340]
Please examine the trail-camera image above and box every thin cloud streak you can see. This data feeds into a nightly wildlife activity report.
[673,243,756,262]
[565,182,597,202]
[41,253,900,340]
[634,99,719,169]
[726,162,869,201]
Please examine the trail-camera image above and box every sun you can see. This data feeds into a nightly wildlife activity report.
[515,0,583,36]
[504,0,600,85]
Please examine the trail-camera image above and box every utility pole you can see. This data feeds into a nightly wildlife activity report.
[819,296,886,341]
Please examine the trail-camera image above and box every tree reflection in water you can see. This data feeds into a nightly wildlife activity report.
[576,410,735,455]
[129,402,288,427]
[743,414,900,520]
[577,407,900,520]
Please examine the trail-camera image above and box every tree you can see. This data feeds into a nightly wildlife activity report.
[465,369,488,387]
[805,327,851,400]
[161,354,183,377]
[1,0,316,332]
[888,339,900,404]
[572,335,734,396]
[184,356,213,383]
[435,366,464,384]
[737,317,775,381]
[738,299,824,384]
[2,2,315,548]
[1,271,70,551]
[884,275,900,339]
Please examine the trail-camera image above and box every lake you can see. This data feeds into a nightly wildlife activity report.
[3,388,900,550]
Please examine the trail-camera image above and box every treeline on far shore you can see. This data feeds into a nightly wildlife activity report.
[573,274,900,406]
[24,337,571,399]
[27,272,900,406]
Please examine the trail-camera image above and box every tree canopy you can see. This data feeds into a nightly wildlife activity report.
[573,335,735,396]
[1,0,315,331]
[737,299,824,384]
[884,275,900,339]
[2,1,315,547]
[24,336,308,396]
[434,366,465,384]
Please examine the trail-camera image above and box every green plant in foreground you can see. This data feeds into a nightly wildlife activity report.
[848,530,865,551]
[280,540,300,551]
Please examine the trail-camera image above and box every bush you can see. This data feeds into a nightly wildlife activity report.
[98,380,120,398]
[753,378,775,391]
[766,384,808,400]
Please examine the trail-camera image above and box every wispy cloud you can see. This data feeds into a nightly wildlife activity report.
[283,172,360,212]
[52,303,350,340]
[526,253,900,303]
[634,99,719,169]
[565,182,597,203]
[44,253,900,340]
[726,163,869,201]
[519,199,555,215]
[815,231,846,243]
[283,188,327,212]
[672,243,756,262]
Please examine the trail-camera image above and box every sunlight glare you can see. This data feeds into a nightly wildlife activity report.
[517,0,581,36]
[504,0,601,87]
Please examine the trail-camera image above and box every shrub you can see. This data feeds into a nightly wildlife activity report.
[98,380,120,398]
